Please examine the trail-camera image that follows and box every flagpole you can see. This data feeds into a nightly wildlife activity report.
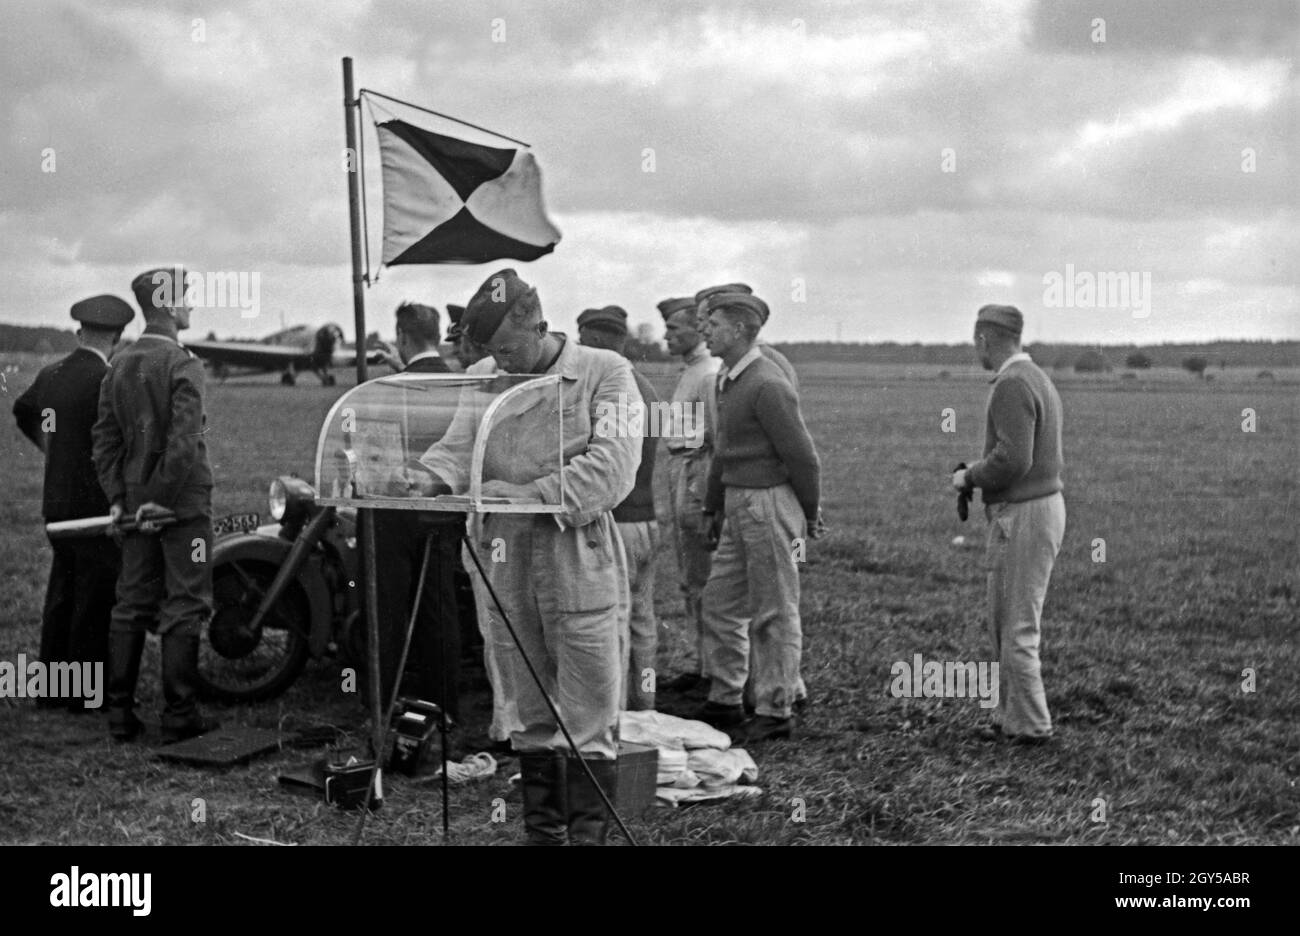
[343,56,368,385]
[344,57,384,766]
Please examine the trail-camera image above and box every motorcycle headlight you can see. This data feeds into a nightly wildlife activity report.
[269,478,288,521]
[269,475,316,525]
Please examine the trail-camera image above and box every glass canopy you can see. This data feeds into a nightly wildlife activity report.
[314,372,568,513]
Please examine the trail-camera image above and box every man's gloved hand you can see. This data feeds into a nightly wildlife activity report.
[703,511,723,551]
[952,462,974,522]
[397,459,452,497]
[107,502,127,540]
[135,501,170,533]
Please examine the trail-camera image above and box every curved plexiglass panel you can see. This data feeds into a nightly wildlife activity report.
[314,372,567,513]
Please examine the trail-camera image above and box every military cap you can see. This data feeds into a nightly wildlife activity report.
[70,294,134,330]
[976,304,1023,336]
[656,297,696,321]
[131,266,189,314]
[445,303,467,341]
[463,269,537,345]
[701,291,769,329]
[576,305,629,336]
[696,282,767,323]
[694,282,753,303]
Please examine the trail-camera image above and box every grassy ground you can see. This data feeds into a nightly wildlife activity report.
[1,356,1297,845]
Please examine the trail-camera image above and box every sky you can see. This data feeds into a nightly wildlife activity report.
[0,0,1295,346]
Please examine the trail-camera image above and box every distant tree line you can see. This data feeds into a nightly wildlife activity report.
[0,324,79,354]
[768,340,1300,369]
[3,322,1295,369]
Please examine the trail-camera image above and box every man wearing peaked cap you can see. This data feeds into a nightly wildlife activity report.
[576,305,628,335]
[13,295,133,710]
[656,297,695,322]
[695,286,822,744]
[953,303,1065,745]
[414,267,642,844]
[93,266,218,743]
[657,294,720,698]
[577,303,661,713]
[694,283,799,389]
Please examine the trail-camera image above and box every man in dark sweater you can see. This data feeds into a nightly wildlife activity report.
[13,295,132,711]
[953,304,1066,743]
[698,291,821,744]
[578,305,659,711]
[369,302,466,734]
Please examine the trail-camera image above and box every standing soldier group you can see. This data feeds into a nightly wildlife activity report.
[15,261,1065,846]
[15,267,219,741]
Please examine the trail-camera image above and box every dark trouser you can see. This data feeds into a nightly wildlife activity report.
[110,515,214,638]
[108,514,214,728]
[41,534,120,674]
[371,510,462,721]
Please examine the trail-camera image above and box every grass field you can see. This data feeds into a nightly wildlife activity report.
[1,355,1297,845]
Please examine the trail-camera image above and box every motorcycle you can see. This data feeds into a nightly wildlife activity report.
[200,476,364,703]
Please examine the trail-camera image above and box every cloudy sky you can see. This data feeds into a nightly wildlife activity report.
[1,0,1295,345]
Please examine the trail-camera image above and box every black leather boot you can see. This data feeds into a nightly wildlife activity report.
[566,756,618,846]
[518,751,567,845]
[107,631,146,741]
[159,632,219,744]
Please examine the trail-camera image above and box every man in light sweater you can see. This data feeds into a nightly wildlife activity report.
[657,295,720,699]
[697,291,821,744]
[952,304,1066,744]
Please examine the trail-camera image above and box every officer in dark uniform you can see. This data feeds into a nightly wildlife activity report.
[92,266,219,743]
[13,295,133,710]
[369,303,465,735]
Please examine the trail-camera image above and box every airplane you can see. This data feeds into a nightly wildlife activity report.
[186,323,385,386]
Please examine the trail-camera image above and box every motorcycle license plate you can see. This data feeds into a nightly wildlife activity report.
[213,512,260,536]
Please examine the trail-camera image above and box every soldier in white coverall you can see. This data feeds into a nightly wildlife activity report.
[413,269,641,845]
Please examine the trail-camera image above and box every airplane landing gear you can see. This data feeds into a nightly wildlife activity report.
[280,371,296,386]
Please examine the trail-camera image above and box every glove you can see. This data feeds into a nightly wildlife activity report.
[703,512,724,551]
[953,462,974,522]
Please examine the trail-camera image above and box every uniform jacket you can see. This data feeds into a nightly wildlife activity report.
[92,326,214,519]
[13,347,112,521]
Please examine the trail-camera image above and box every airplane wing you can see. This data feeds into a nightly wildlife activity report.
[187,340,316,370]
[332,349,389,367]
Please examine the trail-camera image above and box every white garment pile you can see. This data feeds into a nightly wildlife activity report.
[619,711,761,806]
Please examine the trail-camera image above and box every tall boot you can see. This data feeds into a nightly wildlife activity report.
[566,756,618,846]
[159,632,219,744]
[108,631,146,741]
[518,751,567,845]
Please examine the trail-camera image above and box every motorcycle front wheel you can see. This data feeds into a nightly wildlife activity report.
[199,559,311,703]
